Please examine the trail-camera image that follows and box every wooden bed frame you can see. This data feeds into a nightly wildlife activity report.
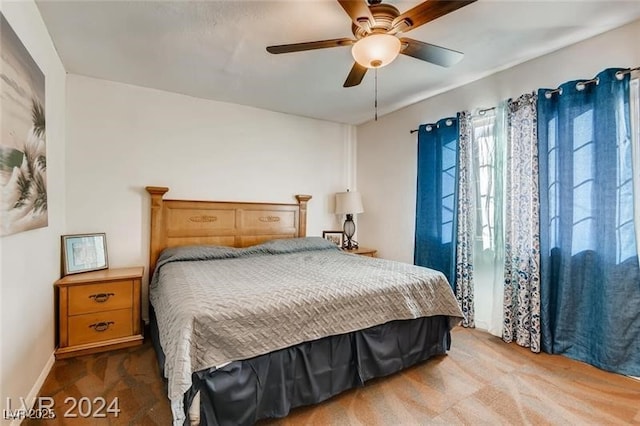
[145,186,312,274]
[145,186,454,425]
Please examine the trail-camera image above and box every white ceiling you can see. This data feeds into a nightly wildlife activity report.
[36,0,640,125]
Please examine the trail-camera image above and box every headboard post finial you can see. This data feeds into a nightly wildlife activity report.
[146,186,169,274]
[295,194,312,237]
[146,186,169,197]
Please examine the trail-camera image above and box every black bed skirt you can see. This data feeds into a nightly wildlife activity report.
[150,309,451,426]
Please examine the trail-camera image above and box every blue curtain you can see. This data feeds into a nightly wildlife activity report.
[538,68,640,376]
[415,117,459,289]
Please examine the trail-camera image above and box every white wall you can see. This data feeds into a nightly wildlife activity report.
[0,1,66,422]
[357,19,640,264]
[65,74,355,319]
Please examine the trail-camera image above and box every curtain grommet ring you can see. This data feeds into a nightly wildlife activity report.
[576,77,599,91]
[545,87,563,99]
[445,119,453,126]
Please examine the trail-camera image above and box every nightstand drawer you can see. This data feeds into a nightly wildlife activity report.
[55,267,144,359]
[68,308,133,346]
[68,280,133,315]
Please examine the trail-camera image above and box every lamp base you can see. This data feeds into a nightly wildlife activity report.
[343,239,359,250]
[342,214,359,250]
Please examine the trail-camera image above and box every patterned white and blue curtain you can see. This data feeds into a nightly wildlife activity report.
[454,111,474,327]
[414,118,459,288]
[503,94,541,352]
[537,68,640,375]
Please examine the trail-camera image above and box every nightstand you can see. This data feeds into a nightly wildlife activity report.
[55,266,144,359]
[344,247,377,257]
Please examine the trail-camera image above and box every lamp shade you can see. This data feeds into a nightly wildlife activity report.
[351,34,401,69]
[335,191,364,215]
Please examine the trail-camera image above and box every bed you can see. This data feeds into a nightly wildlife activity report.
[145,187,463,425]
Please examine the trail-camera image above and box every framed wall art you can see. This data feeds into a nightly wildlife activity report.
[322,230,344,247]
[0,13,47,236]
[61,233,109,275]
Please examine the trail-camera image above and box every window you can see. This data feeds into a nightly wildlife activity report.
[471,113,499,251]
[571,108,596,255]
[441,135,457,244]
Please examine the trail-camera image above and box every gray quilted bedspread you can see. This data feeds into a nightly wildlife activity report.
[150,237,463,407]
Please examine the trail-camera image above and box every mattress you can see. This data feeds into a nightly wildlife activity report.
[149,237,463,424]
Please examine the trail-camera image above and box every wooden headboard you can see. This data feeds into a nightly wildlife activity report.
[146,186,312,274]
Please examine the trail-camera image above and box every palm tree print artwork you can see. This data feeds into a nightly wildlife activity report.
[1,13,47,236]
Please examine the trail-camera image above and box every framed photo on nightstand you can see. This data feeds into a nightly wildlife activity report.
[61,233,109,275]
[322,230,344,247]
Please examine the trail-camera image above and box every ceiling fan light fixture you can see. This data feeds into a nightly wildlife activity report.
[351,34,401,69]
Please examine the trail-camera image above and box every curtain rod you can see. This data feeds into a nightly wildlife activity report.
[410,108,491,133]
[544,76,601,98]
[410,118,456,134]
[409,107,498,133]
[478,106,495,116]
[617,66,640,77]
[545,66,639,98]
[410,66,638,133]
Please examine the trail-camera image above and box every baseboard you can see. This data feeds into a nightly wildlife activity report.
[10,351,55,426]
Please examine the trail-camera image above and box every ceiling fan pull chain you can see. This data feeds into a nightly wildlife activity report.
[375,68,378,121]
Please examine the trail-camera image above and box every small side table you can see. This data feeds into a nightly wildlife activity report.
[343,247,377,257]
[54,266,144,359]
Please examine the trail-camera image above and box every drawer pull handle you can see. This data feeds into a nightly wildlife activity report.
[89,293,115,303]
[89,321,114,332]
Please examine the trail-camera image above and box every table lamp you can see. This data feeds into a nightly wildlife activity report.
[335,190,364,250]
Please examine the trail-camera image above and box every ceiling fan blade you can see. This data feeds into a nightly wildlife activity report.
[392,0,476,33]
[400,38,464,67]
[337,0,375,28]
[343,62,367,87]
[267,38,355,54]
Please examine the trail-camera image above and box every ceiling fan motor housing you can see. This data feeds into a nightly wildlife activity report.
[352,4,400,39]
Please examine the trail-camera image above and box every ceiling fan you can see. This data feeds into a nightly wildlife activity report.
[266,0,477,88]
